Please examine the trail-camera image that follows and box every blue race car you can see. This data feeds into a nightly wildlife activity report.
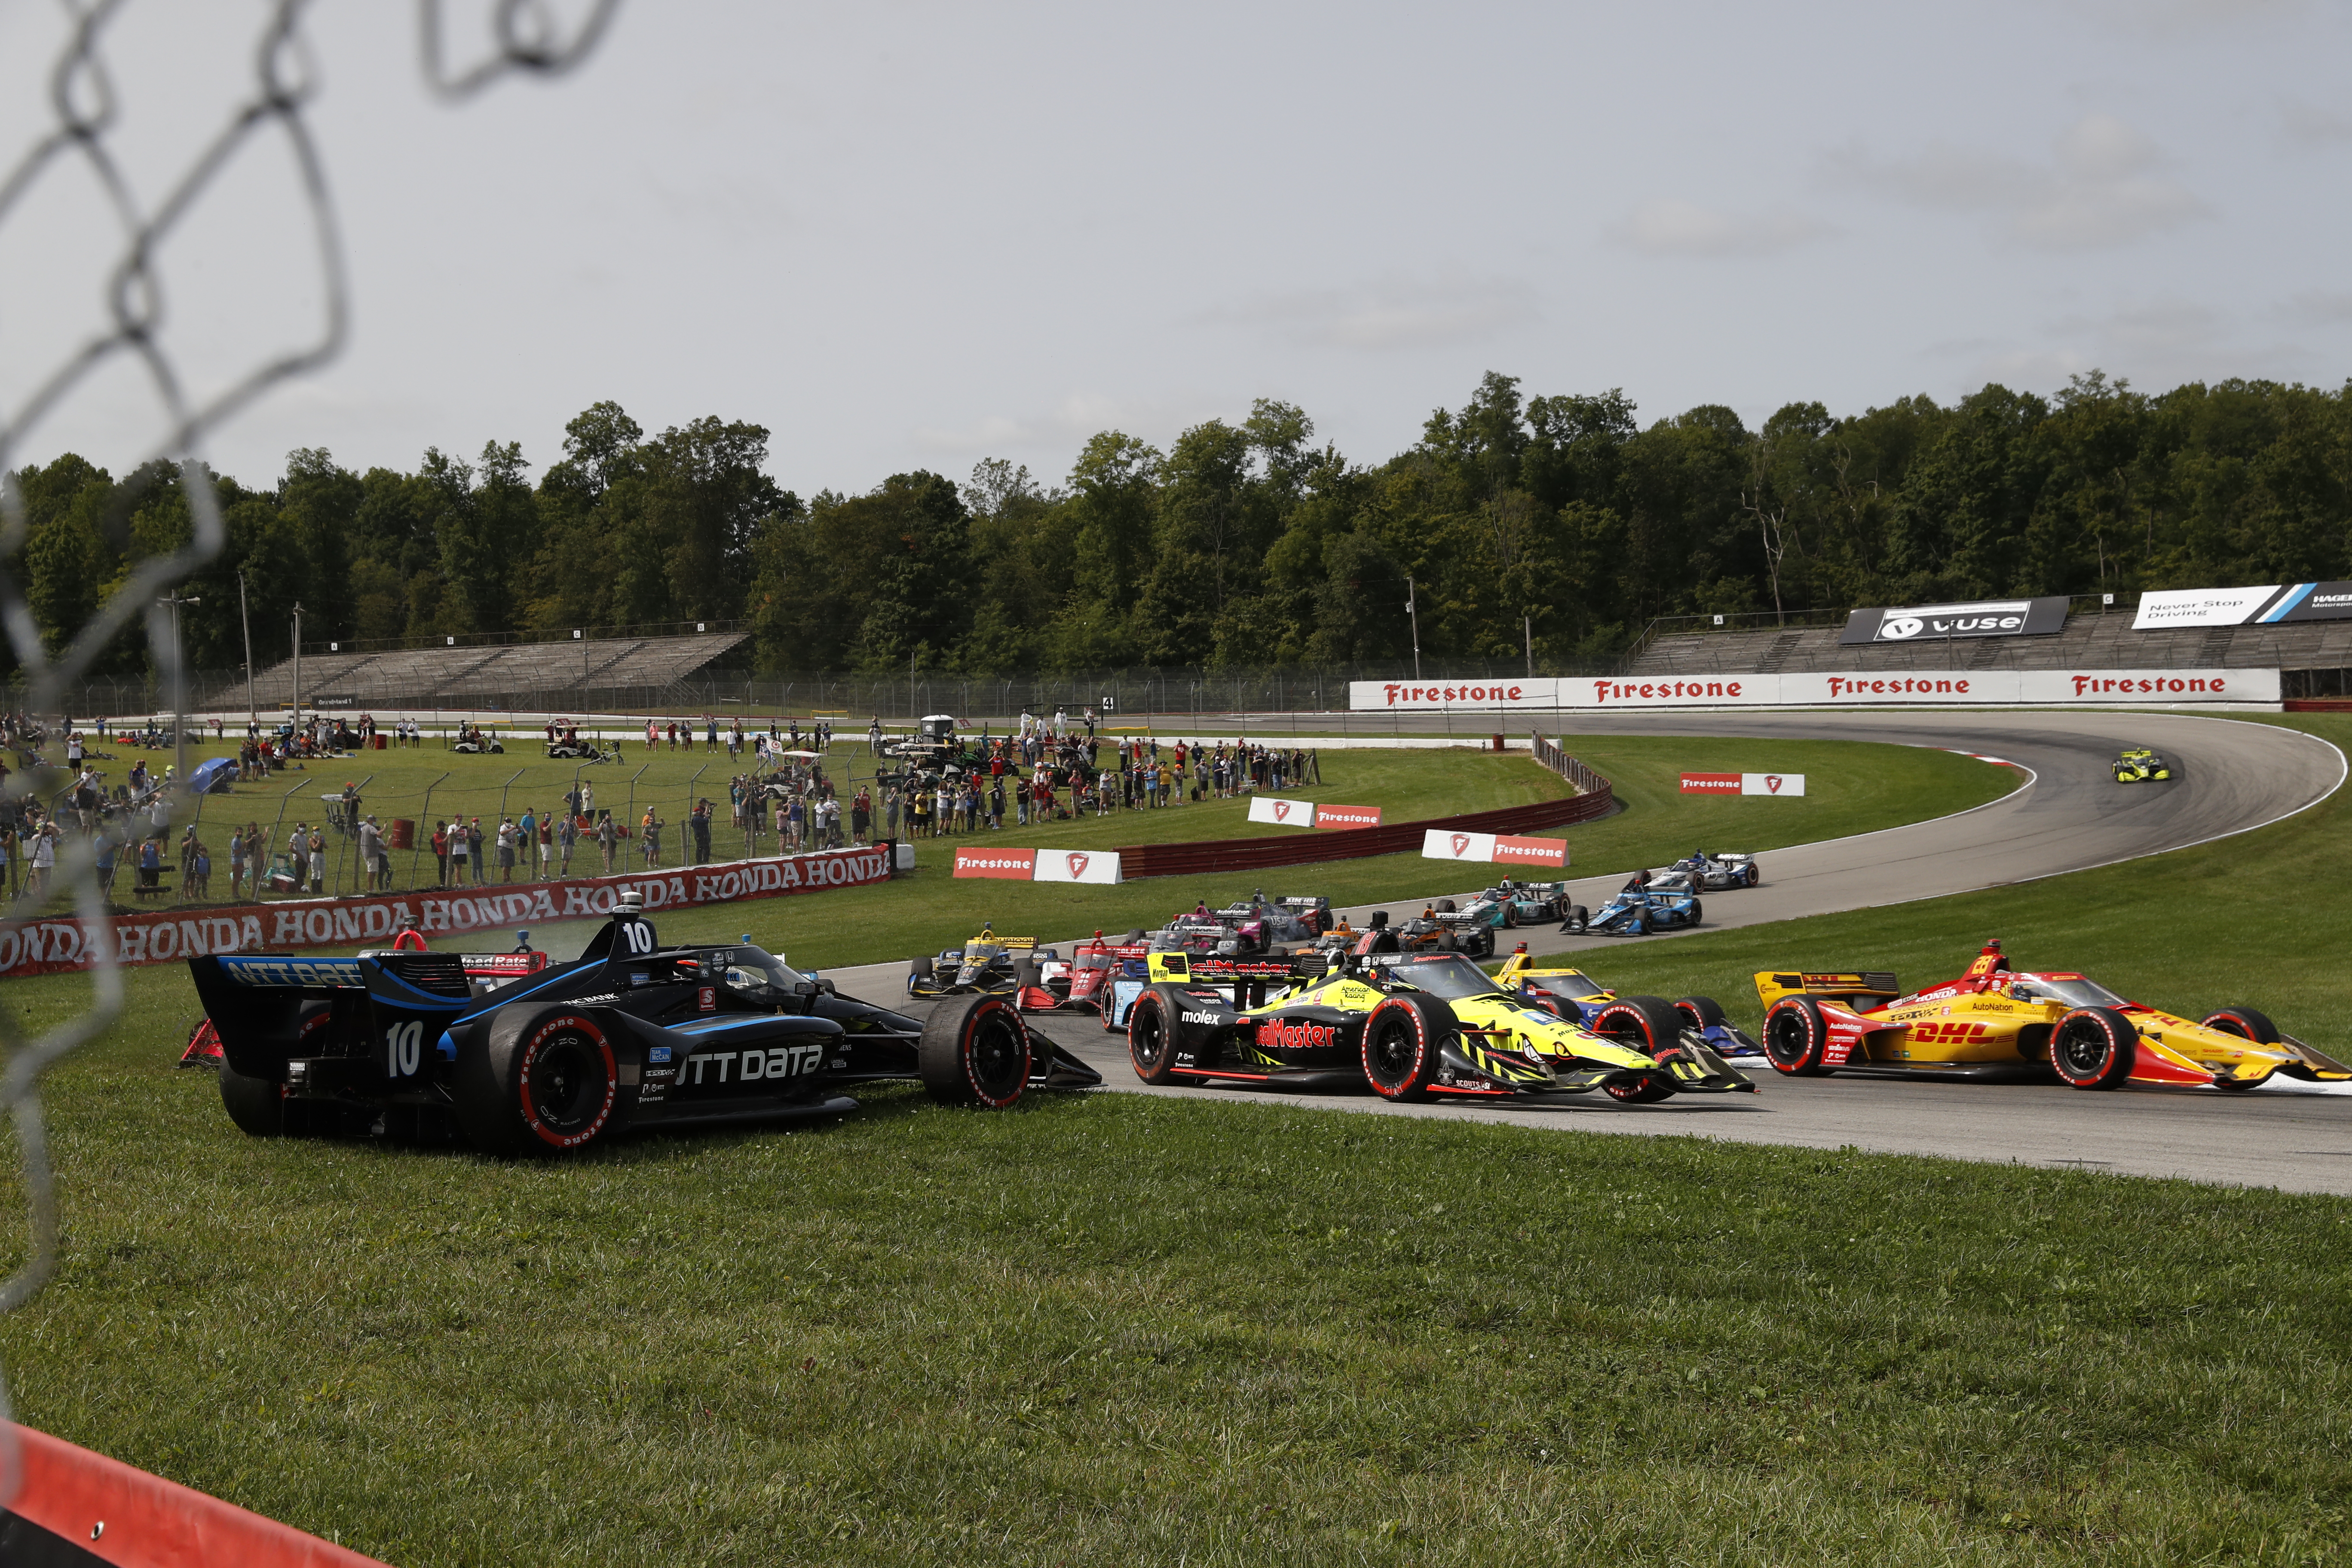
[1455,879,1570,927]
[1493,948,1761,1057]
[1556,870,1702,937]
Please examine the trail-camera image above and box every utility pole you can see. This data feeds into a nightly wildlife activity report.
[1524,614,1533,678]
[290,602,303,742]
[238,571,257,730]
[1406,575,1422,680]
[158,590,202,789]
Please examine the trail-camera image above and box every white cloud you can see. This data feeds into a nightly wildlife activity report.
[1200,275,1538,351]
[2278,98,2352,147]
[1928,296,2313,392]
[2062,0,2306,34]
[910,391,1216,456]
[2282,291,2352,324]
[1840,113,2207,250]
[1614,199,1831,258]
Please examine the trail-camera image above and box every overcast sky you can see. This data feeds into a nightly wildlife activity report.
[3,0,2349,501]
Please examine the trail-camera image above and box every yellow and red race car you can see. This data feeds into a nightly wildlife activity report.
[1754,939,2351,1091]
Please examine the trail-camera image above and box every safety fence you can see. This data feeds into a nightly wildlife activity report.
[1530,732,1610,796]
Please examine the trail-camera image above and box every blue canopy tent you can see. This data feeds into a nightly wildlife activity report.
[188,757,236,795]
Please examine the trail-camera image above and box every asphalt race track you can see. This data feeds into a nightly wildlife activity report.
[821,710,2352,1194]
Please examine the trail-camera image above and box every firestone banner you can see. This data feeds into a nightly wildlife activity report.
[1420,829,1569,868]
[0,846,890,980]
[954,848,1123,885]
[1351,669,2279,710]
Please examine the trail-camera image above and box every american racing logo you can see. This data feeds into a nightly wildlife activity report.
[682,1044,825,1086]
[1255,1019,1337,1050]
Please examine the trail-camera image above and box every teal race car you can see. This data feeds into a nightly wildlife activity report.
[1454,879,1570,928]
[2113,747,2174,784]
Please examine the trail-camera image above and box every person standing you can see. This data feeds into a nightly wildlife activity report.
[597,812,617,873]
[357,815,382,892]
[557,810,576,876]
[517,807,536,880]
[447,819,469,885]
[432,821,450,886]
[851,787,870,845]
[307,826,326,895]
[538,809,553,876]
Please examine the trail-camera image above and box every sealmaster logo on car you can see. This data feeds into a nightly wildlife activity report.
[1256,1020,1337,1049]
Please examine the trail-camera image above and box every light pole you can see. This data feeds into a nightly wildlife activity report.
[158,591,202,787]
[290,601,304,742]
[1406,575,1421,680]
[238,572,257,731]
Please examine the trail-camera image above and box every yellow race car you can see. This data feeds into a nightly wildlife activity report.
[1127,948,1756,1104]
[1755,939,2352,1091]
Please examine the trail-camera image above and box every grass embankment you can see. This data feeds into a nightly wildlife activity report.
[76,735,2013,972]
[1550,713,2352,1054]
[8,1061,2349,1565]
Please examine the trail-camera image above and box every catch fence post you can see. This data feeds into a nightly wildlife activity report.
[411,771,449,891]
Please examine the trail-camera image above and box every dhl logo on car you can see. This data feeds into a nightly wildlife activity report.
[1908,1020,1991,1044]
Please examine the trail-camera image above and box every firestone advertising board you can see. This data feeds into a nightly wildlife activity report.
[1349,669,2278,710]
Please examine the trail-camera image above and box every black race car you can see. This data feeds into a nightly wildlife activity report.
[186,897,1100,1154]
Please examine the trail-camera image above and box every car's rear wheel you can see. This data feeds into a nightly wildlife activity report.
[218,1059,288,1137]
[2049,1006,2138,1090]
[1763,996,1831,1076]
[1743,863,1761,888]
[1687,898,1704,927]
[1127,988,1178,1085]
[457,1011,621,1154]
[1360,995,1453,1101]
[1436,899,1457,914]
[1502,904,1518,927]
[1559,905,1588,934]
[2199,1006,2281,1044]
[922,993,1033,1107]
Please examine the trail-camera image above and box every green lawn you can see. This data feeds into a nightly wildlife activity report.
[6,1053,2348,1565]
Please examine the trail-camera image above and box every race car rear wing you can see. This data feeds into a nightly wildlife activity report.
[1754,969,1902,1010]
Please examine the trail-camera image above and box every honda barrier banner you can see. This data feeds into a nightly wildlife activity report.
[1351,668,2278,710]
[1247,796,1315,827]
[1421,829,1569,868]
[952,848,1036,879]
[2134,583,2352,628]
[955,848,1123,885]
[1033,849,1122,885]
[0,846,892,980]
[1839,597,2068,644]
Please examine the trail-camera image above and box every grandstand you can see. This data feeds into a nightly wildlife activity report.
[1627,616,2352,698]
[242,631,750,713]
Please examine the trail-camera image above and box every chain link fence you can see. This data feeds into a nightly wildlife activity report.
[0,0,617,1497]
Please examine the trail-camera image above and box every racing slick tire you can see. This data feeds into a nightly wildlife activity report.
[1591,997,1686,1102]
[1127,986,1184,1086]
[1435,930,1459,952]
[1675,995,1728,1032]
[218,1058,289,1137]
[1603,1074,1676,1104]
[1686,898,1704,928]
[1558,905,1589,934]
[1360,994,1455,1102]
[920,992,1034,1108]
[2199,1007,2282,1044]
[1762,996,1833,1077]
[456,1009,622,1155]
[1436,899,1457,913]
[907,955,935,996]
[2049,1006,2139,1090]
[1743,863,1761,888]
[1501,904,1519,928]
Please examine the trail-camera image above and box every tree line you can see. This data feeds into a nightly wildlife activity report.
[9,371,2352,678]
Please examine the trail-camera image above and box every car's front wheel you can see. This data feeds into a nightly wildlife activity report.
[921,993,1033,1107]
[1360,995,1453,1101]
[2049,1006,2138,1090]
[1128,989,1178,1085]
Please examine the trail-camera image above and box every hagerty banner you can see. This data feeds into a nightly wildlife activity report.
[1350,669,2279,710]
[0,846,891,980]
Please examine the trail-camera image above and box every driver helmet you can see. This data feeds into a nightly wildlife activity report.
[514,930,532,952]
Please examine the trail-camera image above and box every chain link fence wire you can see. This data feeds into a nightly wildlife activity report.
[0,0,618,1503]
